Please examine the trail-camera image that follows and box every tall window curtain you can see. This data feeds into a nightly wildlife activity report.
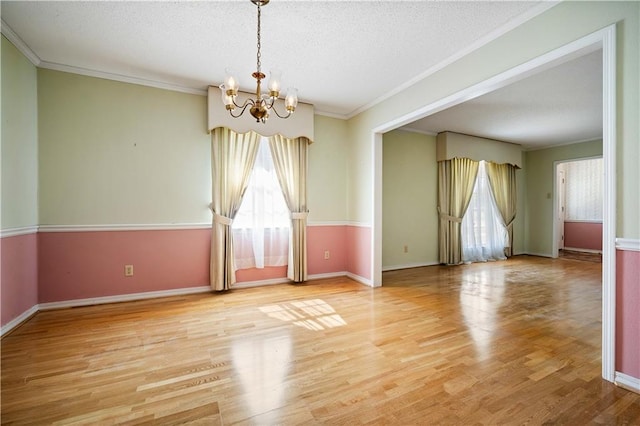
[233,138,290,270]
[438,158,479,265]
[461,161,508,263]
[268,135,310,282]
[210,127,260,291]
[485,161,517,257]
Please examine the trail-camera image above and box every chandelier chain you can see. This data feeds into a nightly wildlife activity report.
[256,3,262,74]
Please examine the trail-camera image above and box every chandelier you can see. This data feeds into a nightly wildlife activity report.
[219,0,298,123]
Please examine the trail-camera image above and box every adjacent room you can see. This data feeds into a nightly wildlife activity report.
[1,1,639,424]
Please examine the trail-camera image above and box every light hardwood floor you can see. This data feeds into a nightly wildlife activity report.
[2,255,639,425]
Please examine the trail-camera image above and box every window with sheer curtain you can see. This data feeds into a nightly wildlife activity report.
[565,158,603,221]
[232,137,289,270]
[461,161,508,263]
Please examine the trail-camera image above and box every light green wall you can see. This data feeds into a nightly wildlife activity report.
[382,131,438,268]
[308,115,348,223]
[36,69,349,226]
[1,35,38,229]
[347,1,639,240]
[38,69,212,225]
[524,140,603,256]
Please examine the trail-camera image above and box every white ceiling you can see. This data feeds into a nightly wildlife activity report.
[401,49,603,148]
[1,1,602,148]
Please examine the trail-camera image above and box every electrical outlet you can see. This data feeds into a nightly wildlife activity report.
[403,245,409,253]
[324,250,330,260]
[124,264,134,277]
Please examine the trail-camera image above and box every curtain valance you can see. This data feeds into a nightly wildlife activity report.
[436,131,522,168]
[208,86,315,142]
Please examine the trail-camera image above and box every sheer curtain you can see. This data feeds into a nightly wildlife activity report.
[461,161,508,263]
[233,138,289,270]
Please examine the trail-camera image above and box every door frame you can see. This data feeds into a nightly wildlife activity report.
[371,25,617,382]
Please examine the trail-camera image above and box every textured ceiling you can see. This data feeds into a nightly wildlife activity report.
[401,50,603,148]
[1,1,602,147]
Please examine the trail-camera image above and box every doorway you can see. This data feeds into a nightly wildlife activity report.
[371,26,616,381]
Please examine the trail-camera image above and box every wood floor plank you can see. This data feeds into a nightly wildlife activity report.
[2,256,639,424]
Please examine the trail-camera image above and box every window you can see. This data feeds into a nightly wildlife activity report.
[233,137,289,270]
[564,158,602,221]
[461,161,507,263]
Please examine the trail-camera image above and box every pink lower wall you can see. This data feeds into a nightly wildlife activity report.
[38,229,211,303]
[616,248,640,379]
[35,225,355,304]
[564,221,602,251]
[307,226,348,275]
[346,226,371,280]
[1,233,39,326]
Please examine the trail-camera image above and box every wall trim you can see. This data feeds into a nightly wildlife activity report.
[1,19,41,66]
[39,61,207,97]
[233,271,353,288]
[523,252,553,258]
[0,226,39,238]
[37,223,357,232]
[0,305,39,338]
[231,277,291,289]
[307,221,350,227]
[39,223,211,233]
[615,372,640,394]
[38,286,212,311]
[346,272,373,287]
[563,247,602,254]
[616,238,640,252]
[346,1,558,119]
[346,222,372,228]
[382,262,439,272]
[308,272,349,280]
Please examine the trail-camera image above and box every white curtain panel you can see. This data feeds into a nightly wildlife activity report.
[461,161,508,263]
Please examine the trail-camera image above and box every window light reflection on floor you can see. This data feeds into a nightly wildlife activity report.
[259,299,347,331]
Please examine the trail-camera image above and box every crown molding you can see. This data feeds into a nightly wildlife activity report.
[1,19,41,66]
[345,1,560,120]
[39,61,208,96]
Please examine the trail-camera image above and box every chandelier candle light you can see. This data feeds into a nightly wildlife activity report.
[220,0,298,123]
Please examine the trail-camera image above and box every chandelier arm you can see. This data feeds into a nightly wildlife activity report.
[269,105,293,119]
[228,100,255,118]
[231,97,256,110]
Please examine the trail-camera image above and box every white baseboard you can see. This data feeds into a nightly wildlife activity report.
[0,304,39,337]
[308,271,349,280]
[39,286,211,310]
[346,272,374,287]
[524,252,553,258]
[3,272,373,336]
[615,371,640,394]
[562,247,602,254]
[233,271,364,288]
[382,262,438,272]
[231,277,291,289]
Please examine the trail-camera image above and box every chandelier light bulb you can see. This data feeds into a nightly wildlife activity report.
[268,69,282,97]
[285,88,298,111]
